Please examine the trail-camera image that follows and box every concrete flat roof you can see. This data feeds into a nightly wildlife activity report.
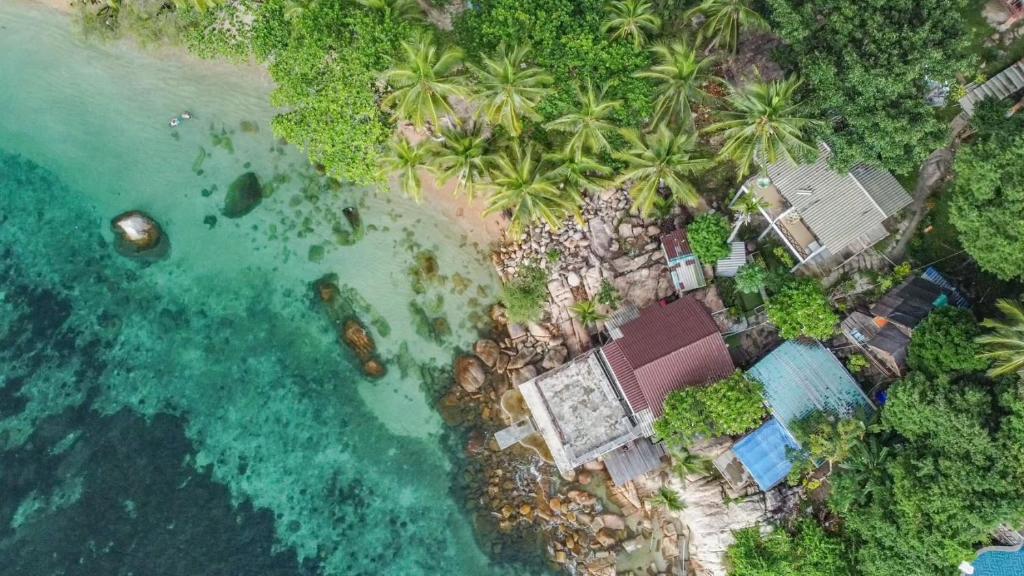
[518,351,635,475]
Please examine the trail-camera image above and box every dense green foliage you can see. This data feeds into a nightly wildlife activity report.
[907,307,988,377]
[949,101,1024,280]
[735,262,767,294]
[453,0,655,127]
[499,265,550,324]
[829,373,1024,576]
[763,0,975,174]
[687,213,732,263]
[656,370,766,441]
[615,127,712,216]
[726,520,853,576]
[765,278,837,340]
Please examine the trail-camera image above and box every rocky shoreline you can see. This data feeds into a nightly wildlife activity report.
[437,187,801,575]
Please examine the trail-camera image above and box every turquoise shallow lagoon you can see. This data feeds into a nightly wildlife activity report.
[0,2,525,574]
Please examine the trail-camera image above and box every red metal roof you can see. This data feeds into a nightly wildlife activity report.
[603,296,734,417]
[661,229,692,261]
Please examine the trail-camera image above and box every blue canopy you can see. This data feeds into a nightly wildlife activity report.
[733,418,801,491]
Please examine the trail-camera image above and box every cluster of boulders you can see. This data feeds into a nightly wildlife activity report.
[455,309,569,395]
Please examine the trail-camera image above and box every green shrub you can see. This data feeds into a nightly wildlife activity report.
[655,370,766,442]
[734,262,767,294]
[726,519,854,576]
[500,266,550,324]
[846,354,869,374]
[687,213,731,264]
[765,278,838,340]
[907,307,989,378]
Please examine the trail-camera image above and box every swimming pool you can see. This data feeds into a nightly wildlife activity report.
[970,544,1024,576]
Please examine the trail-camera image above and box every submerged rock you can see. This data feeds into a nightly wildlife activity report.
[342,320,386,379]
[222,172,263,218]
[110,210,169,261]
[312,275,386,379]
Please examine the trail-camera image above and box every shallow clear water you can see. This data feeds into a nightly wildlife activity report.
[0,2,517,574]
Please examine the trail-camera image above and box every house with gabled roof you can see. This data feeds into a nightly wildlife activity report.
[730,145,912,274]
[511,296,735,485]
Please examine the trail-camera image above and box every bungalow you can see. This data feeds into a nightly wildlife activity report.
[512,296,735,485]
[840,267,969,376]
[715,341,874,491]
[661,229,706,293]
[730,145,912,273]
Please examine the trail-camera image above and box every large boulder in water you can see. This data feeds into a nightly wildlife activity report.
[111,210,169,261]
[222,172,263,218]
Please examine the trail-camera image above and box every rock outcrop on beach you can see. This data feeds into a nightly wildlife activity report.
[313,275,386,379]
[110,210,169,261]
[222,171,263,218]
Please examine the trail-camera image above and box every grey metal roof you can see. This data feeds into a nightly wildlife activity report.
[716,241,747,277]
[765,146,912,252]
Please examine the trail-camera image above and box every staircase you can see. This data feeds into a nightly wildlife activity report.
[960,59,1024,116]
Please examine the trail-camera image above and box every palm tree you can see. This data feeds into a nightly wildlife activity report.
[484,142,579,236]
[706,77,820,179]
[431,124,490,199]
[977,299,1024,377]
[669,447,713,479]
[601,0,661,49]
[382,37,466,131]
[545,148,613,195]
[356,0,424,21]
[380,137,430,201]
[571,300,608,326]
[647,486,685,512]
[636,42,717,129]
[471,44,553,137]
[685,0,768,54]
[614,126,713,217]
[545,81,622,158]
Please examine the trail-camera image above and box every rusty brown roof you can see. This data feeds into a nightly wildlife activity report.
[603,297,734,417]
[661,229,692,261]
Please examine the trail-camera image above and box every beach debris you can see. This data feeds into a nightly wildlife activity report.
[222,172,263,218]
[169,117,179,128]
[110,210,169,261]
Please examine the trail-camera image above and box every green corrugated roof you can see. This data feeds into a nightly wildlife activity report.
[748,341,873,426]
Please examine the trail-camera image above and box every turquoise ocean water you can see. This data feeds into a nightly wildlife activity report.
[0,2,525,574]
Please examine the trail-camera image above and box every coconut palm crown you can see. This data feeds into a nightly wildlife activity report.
[484,142,579,237]
[431,124,490,199]
[685,0,768,54]
[380,137,430,201]
[544,81,622,158]
[977,299,1024,377]
[382,37,466,131]
[545,148,614,196]
[601,0,662,49]
[706,76,820,179]
[471,44,553,137]
[636,41,717,129]
[614,126,713,217]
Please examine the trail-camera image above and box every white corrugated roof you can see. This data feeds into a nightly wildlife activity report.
[765,146,911,251]
[716,241,746,277]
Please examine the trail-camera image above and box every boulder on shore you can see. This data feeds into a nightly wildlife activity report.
[455,356,486,393]
[111,210,169,261]
[474,339,501,368]
[222,172,263,218]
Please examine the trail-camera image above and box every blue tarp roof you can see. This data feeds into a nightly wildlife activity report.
[733,419,800,491]
[747,341,873,427]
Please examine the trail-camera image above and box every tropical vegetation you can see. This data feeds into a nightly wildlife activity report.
[655,370,766,442]
[686,213,731,263]
[764,277,837,340]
